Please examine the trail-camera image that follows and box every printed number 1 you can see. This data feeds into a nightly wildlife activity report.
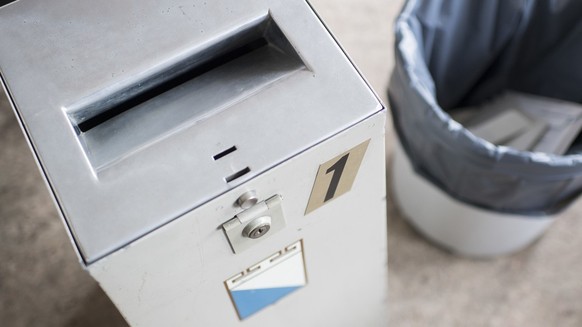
[324,153,349,202]
[305,140,369,215]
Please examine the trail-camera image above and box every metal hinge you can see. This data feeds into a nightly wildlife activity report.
[222,194,286,253]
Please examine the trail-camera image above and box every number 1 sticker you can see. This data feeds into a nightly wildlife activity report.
[305,139,370,214]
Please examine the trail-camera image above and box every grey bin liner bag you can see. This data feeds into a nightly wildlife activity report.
[388,0,582,215]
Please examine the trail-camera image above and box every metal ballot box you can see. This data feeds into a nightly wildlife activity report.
[0,0,387,325]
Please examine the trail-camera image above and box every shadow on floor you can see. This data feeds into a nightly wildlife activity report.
[65,286,127,327]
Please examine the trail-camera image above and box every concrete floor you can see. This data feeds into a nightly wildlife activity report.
[2,0,582,326]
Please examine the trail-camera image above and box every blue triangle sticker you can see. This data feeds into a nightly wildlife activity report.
[231,286,301,320]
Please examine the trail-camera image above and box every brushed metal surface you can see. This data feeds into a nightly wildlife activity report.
[0,0,382,263]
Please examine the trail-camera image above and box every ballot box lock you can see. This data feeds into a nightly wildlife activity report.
[223,194,285,253]
[243,216,271,239]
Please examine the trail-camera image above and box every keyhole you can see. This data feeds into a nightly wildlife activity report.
[243,216,272,239]
[249,224,270,239]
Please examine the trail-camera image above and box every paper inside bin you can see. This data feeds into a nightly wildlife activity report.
[466,109,533,145]
[453,92,582,154]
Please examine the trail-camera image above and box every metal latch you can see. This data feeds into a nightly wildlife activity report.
[222,194,285,253]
